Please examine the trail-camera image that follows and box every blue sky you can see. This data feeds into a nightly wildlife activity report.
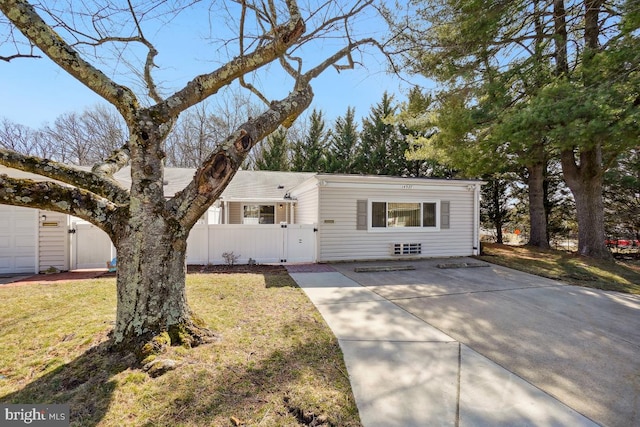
[0,44,420,127]
[0,2,430,129]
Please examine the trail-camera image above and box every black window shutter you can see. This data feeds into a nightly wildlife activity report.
[356,200,367,230]
[441,201,450,229]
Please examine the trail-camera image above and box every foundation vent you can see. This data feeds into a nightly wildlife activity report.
[392,243,422,255]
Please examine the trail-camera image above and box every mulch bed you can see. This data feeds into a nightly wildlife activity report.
[1,270,113,287]
[3,263,333,287]
[187,264,289,274]
[187,263,337,274]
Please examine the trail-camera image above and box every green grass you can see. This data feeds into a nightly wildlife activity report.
[477,243,640,294]
[0,273,361,426]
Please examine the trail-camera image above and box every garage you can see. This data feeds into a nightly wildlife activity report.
[0,205,37,275]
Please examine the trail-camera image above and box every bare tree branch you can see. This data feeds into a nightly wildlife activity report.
[238,0,272,105]
[296,0,373,47]
[0,148,130,204]
[0,174,121,229]
[0,51,40,61]
[0,0,139,122]
[300,37,377,85]
[126,0,162,103]
[152,11,305,121]
[91,141,132,184]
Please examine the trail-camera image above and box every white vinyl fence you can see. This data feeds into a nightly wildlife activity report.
[187,224,317,265]
[72,222,316,268]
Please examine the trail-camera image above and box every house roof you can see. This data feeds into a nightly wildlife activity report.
[114,167,317,200]
[2,163,483,202]
[113,167,196,197]
[218,170,316,201]
[314,173,485,186]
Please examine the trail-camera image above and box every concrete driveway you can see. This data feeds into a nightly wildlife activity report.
[290,258,640,427]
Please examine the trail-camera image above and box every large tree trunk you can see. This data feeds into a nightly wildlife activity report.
[561,147,613,260]
[111,220,213,352]
[107,119,217,357]
[526,162,550,249]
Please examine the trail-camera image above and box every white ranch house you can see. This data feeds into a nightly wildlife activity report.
[0,165,483,274]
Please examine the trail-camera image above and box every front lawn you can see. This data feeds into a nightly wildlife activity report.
[0,273,360,426]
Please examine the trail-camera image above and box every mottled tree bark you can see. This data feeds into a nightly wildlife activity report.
[110,219,213,349]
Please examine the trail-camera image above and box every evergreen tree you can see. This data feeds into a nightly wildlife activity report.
[399,87,455,178]
[481,176,513,245]
[254,127,290,171]
[290,109,329,172]
[604,149,640,242]
[325,107,359,173]
[355,92,408,175]
[388,0,640,258]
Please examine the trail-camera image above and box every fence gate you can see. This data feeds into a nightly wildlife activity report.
[282,224,316,263]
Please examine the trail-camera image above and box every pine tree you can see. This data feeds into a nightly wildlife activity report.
[355,92,408,176]
[388,0,640,258]
[325,107,359,173]
[254,127,290,171]
[290,109,329,172]
[481,176,513,245]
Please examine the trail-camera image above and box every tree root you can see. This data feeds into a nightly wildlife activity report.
[110,317,220,374]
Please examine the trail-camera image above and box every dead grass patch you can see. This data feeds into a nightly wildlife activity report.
[478,243,640,294]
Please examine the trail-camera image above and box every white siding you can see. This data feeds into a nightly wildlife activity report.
[317,184,477,262]
[38,210,69,272]
[292,181,319,224]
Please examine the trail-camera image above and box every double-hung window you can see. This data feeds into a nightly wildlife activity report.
[370,201,439,230]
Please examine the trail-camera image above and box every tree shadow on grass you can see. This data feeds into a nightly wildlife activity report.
[0,321,360,426]
[142,320,360,426]
[0,341,130,426]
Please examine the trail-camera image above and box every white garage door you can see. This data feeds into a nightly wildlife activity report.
[0,205,37,274]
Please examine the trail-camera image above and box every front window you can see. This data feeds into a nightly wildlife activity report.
[371,201,438,230]
[243,204,275,224]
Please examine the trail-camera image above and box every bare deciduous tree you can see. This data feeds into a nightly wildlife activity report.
[0,0,381,358]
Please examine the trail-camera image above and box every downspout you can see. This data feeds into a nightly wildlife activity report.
[473,184,480,255]
[35,210,40,274]
[290,202,295,224]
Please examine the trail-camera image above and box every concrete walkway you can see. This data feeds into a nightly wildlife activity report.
[288,260,640,427]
